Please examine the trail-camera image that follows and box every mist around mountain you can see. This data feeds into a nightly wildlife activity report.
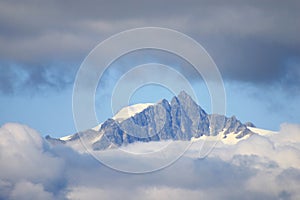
[1,121,300,200]
[1,92,299,199]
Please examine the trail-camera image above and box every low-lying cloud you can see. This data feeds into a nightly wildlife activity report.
[0,122,299,200]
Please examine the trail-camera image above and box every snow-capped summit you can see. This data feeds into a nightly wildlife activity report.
[47,91,257,151]
[112,103,154,123]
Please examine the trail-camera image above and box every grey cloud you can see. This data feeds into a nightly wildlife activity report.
[0,0,300,94]
[208,37,300,96]
[0,63,76,95]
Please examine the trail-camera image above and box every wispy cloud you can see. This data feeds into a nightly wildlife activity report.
[0,63,75,95]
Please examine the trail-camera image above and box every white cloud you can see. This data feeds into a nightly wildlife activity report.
[10,181,54,200]
[0,122,300,199]
[67,186,207,200]
[0,123,65,199]
[0,123,64,183]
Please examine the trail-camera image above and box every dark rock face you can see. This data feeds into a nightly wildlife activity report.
[90,91,254,150]
[46,91,254,150]
[208,114,252,138]
[245,122,256,128]
[45,135,66,145]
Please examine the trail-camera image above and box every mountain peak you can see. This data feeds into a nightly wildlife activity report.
[174,90,204,114]
[48,91,255,150]
[177,90,192,100]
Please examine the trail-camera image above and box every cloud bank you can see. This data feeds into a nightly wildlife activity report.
[0,123,300,199]
[0,0,299,94]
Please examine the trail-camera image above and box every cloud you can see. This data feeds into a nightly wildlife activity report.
[0,0,299,94]
[0,63,75,95]
[66,186,206,200]
[0,122,300,199]
[10,181,54,200]
[0,123,66,198]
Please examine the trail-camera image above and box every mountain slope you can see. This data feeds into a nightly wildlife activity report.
[46,91,256,151]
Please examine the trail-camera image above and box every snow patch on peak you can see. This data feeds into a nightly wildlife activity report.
[60,135,73,141]
[248,126,278,136]
[191,130,251,145]
[113,103,154,122]
[92,123,102,131]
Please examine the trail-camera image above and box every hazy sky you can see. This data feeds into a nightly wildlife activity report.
[0,0,299,137]
[1,2,300,199]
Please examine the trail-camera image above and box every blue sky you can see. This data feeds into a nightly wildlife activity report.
[0,0,300,137]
